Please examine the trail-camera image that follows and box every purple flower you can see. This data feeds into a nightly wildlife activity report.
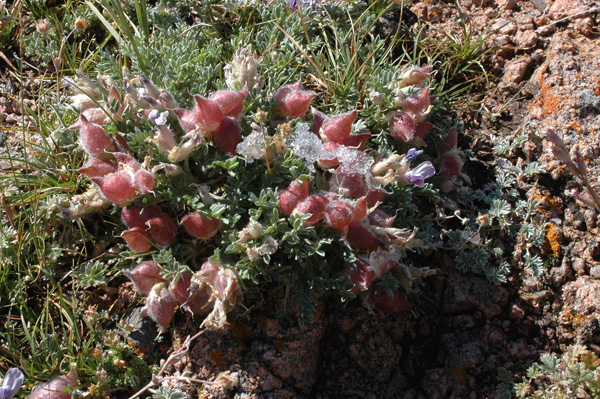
[405,148,423,162]
[0,368,24,399]
[288,0,312,9]
[409,161,435,187]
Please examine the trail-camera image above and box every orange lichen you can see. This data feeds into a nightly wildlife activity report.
[570,121,583,134]
[530,65,564,116]
[543,222,561,259]
[209,348,229,369]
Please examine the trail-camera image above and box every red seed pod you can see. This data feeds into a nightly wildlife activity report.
[124,261,165,294]
[210,86,247,119]
[273,80,302,104]
[329,170,367,199]
[311,107,326,135]
[181,213,221,240]
[367,209,395,227]
[389,111,416,142]
[440,156,463,178]
[200,260,221,285]
[121,227,153,253]
[366,284,412,313]
[273,87,315,119]
[213,116,241,156]
[318,142,341,170]
[147,213,177,248]
[324,200,355,231]
[77,114,115,159]
[403,87,431,119]
[183,282,213,316]
[365,187,386,207]
[179,95,224,133]
[340,133,371,150]
[146,282,176,329]
[92,172,137,205]
[292,194,329,226]
[321,110,357,143]
[134,170,154,195]
[78,157,117,179]
[122,205,162,229]
[415,122,433,142]
[345,220,384,250]
[169,270,192,303]
[278,178,310,216]
[29,369,77,399]
[346,258,375,294]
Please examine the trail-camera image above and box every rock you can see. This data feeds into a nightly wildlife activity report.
[516,30,538,48]
[548,0,589,21]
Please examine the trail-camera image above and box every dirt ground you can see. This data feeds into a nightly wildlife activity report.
[2,0,600,398]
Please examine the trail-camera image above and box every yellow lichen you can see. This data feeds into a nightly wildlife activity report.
[543,222,561,259]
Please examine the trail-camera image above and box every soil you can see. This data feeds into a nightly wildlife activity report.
[2,0,600,398]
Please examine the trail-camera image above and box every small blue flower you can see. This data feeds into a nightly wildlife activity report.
[405,148,423,162]
[409,161,435,188]
[0,368,24,399]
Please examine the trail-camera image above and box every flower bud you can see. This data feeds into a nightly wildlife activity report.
[74,18,87,30]
[36,19,50,35]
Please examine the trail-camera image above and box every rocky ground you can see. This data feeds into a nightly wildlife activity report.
[2,0,600,398]
[157,1,600,398]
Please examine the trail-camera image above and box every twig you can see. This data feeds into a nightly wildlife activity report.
[129,328,207,399]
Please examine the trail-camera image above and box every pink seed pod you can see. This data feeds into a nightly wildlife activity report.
[147,213,177,248]
[179,95,224,134]
[311,107,326,135]
[273,80,302,104]
[389,111,416,142]
[91,172,138,206]
[292,194,329,226]
[181,213,221,240]
[122,205,162,229]
[321,110,357,143]
[77,114,116,159]
[169,269,192,303]
[440,156,463,178]
[399,65,433,87]
[199,260,221,285]
[146,282,176,329]
[365,187,387,207]
[113,152,142,171]
[273,81,315,119]
[324,200,355,231]
[210,86,248,119]
[345,220,384,250]
[415,122,433,142]
[278,178,310,216]
[78,157,117,179]
[124,261,164,294]
[329,170,367,199]
[213,116,241,156]
[368,209,395,227]
[29,369,77,399]
[366,284,411,313]
[318,142,341,170]
[439,127,458,155]
[134,170,154,195]
[340,133,371,150]
[403,87,432,122]
[346,258,375,294]
[183,281,213,316]
[121,227,153,253]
